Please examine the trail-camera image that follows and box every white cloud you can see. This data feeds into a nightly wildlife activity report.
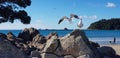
[79,15,98,19]
[106,2,116,8]
[89,15,98,19]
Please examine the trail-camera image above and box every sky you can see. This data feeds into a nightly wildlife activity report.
[0,0,120,30]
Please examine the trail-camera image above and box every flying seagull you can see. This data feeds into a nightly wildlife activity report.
[58,13,79,24]
[58,14,83,28]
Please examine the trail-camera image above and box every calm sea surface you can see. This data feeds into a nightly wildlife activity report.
[0,30,120,44]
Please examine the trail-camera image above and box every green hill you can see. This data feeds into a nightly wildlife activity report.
[88,18,120,30]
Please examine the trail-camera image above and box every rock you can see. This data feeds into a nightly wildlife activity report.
[0,33,7,40]
[18,28,30,42]
[90,41,100,48]
[7,32,16,41]
[43,34,59,53]
[0,40,25,58]
[64,27,68,30]
[30,51,41,58]
[29,27,40,41]
[43,32,63,56]
[32,34,46,44]
[77,54,98,58]
[64,55,74,58]
[41,53,58,58]
[46,32,58,40]
[18,27,39,42]
[29,34,46,50]
[60,29,99,58]
[98,46,116,58]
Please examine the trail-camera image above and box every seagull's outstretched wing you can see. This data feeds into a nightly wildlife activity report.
[58,16,69,24]
[70,14,79,19]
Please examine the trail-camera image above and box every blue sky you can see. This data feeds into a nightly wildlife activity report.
[0,0,120,29]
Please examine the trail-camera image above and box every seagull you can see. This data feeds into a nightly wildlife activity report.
[77,18,83,28]
[58,16,71,24]
[58,14,79,24]
[58,13,83,28]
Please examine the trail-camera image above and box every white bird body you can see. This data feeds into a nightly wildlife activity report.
[77,19,83,28]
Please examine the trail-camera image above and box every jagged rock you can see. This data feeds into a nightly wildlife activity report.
[29,34,46,50]
[43,34,59,53]
[7,32,16,41]
[41,53,58,58]
[0,33,7,40]
[18,27,39,42]
[60,29,100,58]
[0,40,25,58]
[46,32,58,40]
[30,51,41,58]
[98,46,116,58]
[29,27,40,41]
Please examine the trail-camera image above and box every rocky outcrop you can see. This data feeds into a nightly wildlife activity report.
[18,27,39,42]
[0,28,120,58]
[41,29,101,58]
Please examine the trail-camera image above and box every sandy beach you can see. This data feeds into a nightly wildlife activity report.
[101,44,120,55]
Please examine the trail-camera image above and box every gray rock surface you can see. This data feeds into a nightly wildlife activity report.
[29,34,46,50]
[0,40,25,58]
[98,46,116,58]
[41,53,58,58]
[60,29,98,58]
[30,51,41,58]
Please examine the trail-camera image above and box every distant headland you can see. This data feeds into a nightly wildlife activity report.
[88,18,120,30]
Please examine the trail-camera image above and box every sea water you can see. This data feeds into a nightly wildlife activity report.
[0,30,120,44]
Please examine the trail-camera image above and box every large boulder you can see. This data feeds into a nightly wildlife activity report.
[60,29,100,58]
[18,27,40,42]
[0,40,25,58]
[98,46,116,58]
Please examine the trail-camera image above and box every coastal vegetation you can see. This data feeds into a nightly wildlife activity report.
[0,0,31,24]
[88,18,120,30]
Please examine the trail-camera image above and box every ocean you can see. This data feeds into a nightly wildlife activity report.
[0,30,120,44]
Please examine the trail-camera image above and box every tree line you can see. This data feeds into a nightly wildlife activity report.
[88,18,120,30]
